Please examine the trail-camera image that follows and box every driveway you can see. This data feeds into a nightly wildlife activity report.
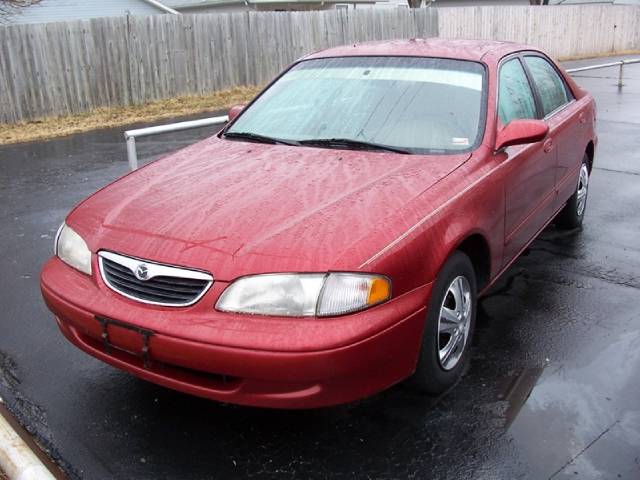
[0,56,639,479]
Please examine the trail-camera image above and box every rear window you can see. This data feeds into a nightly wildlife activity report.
[524,56,571,116]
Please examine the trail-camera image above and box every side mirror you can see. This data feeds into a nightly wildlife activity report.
[495,119,549,151]
[228,104,245,122]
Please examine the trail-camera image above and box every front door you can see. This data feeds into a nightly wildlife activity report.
[498,57,558,266]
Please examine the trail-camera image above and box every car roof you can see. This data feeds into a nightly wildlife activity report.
[303,38,541,64]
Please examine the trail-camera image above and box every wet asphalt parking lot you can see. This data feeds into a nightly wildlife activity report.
[0,55,639,480]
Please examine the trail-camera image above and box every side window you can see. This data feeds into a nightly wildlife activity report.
[498,58,537,126]
[524,56,570,116]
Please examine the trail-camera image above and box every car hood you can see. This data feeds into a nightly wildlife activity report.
[68,136,470,280]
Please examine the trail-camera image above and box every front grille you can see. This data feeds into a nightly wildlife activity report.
[98,251,213,307]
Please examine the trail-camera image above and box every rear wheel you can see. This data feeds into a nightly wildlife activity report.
[411,252,477,394]
[556,155,590,229]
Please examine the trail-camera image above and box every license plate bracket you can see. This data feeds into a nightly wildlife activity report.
[95,316,154,369]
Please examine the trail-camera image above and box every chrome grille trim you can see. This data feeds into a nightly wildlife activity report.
[98,251,213,307]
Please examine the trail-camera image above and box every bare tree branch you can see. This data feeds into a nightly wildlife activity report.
[0,0,42,22]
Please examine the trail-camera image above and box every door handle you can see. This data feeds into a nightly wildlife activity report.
[543,138,554,153]
[579,112,587,124]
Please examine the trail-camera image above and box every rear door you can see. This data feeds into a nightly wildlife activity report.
[522,55,584,211]
[498,56,557,266]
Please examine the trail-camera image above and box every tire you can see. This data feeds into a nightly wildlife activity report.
[555,154,590,230]
[410,251,477,394]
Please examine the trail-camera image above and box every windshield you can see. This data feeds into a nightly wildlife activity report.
[225,56,486,154]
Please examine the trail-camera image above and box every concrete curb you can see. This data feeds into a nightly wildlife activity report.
[0,407,55,480]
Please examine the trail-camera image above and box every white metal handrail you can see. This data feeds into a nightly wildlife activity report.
[124,115,228,170]
[123,58,640,171]
[565,58,640,87]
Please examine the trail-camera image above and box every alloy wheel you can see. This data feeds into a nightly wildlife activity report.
[437,275,472,371]
[576,164,589,217]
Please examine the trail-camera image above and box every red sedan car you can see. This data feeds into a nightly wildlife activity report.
[41,39,596,408]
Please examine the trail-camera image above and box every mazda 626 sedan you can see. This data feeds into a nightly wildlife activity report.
[41,39,596,408]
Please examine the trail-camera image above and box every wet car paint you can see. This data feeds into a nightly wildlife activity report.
[40,41,597,408]
[0,57,639,478]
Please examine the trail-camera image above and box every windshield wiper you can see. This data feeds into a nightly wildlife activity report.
[298,138,412,154]
[224,131,300,146]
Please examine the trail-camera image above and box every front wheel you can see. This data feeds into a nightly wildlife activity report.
[410,251,477,394]
[556,155,590,229]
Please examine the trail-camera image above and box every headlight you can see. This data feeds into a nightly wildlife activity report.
[55,223,92,275]
[216,273,391,317]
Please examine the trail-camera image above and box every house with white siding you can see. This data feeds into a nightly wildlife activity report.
[0,0,178,25]
[548,0,640,3]
[164,0,531,12]
[164,0,381,12]
[4,0,634,24]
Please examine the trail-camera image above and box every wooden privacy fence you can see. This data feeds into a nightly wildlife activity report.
[0,9,438,123]
[439,4,640,60]
[0,4,639,124]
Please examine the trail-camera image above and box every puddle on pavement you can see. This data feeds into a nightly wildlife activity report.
[497,329,640,478]
[497,366,546,429]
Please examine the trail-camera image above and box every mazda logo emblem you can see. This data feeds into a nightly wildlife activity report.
[135,264,149,281]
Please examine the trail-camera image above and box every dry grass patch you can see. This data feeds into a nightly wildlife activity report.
[0,85,262,145]
[557,49,640,62]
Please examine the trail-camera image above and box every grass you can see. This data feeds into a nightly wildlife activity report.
[0,85,262,146]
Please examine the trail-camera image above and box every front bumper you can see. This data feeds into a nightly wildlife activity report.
[41,257,431,408]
